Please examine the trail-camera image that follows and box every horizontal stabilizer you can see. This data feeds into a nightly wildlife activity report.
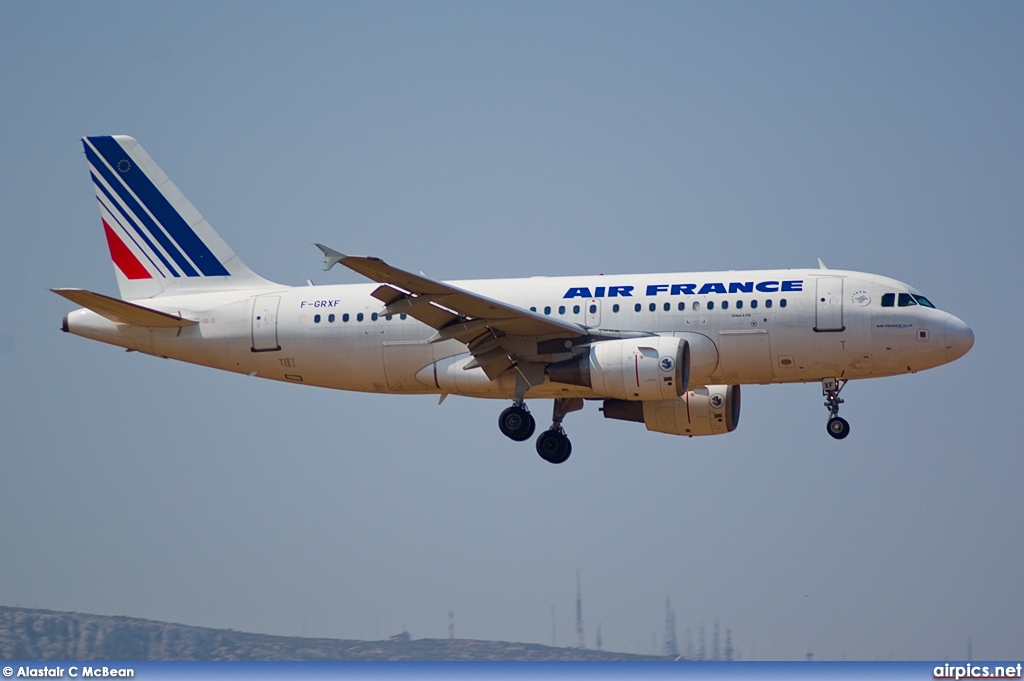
[51,289,198,328]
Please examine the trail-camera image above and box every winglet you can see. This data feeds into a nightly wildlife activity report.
[315,243,346,271]
[817,258,828,270]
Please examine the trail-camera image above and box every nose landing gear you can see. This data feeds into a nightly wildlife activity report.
[822,378,850,440]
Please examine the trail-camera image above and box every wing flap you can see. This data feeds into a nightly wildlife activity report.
[52,288,198,328]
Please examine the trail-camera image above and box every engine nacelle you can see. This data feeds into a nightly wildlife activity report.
[602,384,741,436]
[548,336,688,401]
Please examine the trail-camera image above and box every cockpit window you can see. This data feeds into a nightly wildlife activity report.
[881,293,895,307]
[913,294,935,308]
[898,293,918,307]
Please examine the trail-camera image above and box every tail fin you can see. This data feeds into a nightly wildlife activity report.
[83,135,274,299]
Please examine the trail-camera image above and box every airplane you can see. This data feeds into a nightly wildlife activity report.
[54,136,975,464]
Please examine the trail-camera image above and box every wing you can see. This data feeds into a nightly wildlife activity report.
[317,245,590,380]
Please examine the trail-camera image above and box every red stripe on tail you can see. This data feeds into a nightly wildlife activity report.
[103,220,152,280]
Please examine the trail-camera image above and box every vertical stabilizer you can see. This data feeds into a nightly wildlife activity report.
[83,135,275,299]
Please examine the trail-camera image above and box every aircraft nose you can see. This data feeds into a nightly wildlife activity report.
[944,315,974,362]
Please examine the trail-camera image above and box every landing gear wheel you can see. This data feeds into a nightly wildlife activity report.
[827,417,850,440]
[536,429,572,464]
[498,405,536,442]
[821,378,851,440]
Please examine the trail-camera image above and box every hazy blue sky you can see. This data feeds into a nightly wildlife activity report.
[2,1,1022,660]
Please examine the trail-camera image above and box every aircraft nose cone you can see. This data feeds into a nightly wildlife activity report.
[944,316,974,362]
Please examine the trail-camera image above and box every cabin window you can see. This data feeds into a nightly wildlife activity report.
[612,304,620,313]
[750,300,757,309]
[544,306,551,315]
[780,299,787,308]
[357,313,364,322]
[558,305,566,315]
[328,313,335,323]
[693,301,701,311]
[343,313,350,322]
[573,305,581,314]
[881,293,895,307]
[371,312,379,321]
[663,302,671,311]
[721,301,729,310]
[736,300,743,310]
[649,303,656,312]
[707,301,714,310]
[634,303,641,312]
[314,314,321,323]
[589,304,597,314]
[400,313,407,320]
[765,299,773,309]
[678,302,685,311]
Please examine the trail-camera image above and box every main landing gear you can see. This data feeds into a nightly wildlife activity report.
[498,398,582,464]
[498,402,536,441]
[822,378,850,440]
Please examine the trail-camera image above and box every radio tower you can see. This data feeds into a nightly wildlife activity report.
[574,571,586,649]
[664,597,678,657]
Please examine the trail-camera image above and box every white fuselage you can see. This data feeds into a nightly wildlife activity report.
[64,267,973,399]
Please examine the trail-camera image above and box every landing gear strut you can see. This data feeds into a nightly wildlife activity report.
[822,378,850,440]
[498,402,536,442]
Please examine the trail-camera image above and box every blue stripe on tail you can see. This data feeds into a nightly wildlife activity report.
[92,173,177,277]
[86,137,230,277]
[85,143,197,277]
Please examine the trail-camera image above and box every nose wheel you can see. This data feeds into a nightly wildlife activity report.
[822,378,850,440]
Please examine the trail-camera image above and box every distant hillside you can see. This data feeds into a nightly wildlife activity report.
[0,607,665,661]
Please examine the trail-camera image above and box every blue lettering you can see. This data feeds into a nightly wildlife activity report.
[563,280,799,299]
[698,282,727,295]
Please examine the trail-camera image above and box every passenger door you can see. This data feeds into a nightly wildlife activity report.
[814,277,845,332]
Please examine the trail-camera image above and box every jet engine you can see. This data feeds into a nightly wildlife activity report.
[547,336,688,401]
[602,384,741,436]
